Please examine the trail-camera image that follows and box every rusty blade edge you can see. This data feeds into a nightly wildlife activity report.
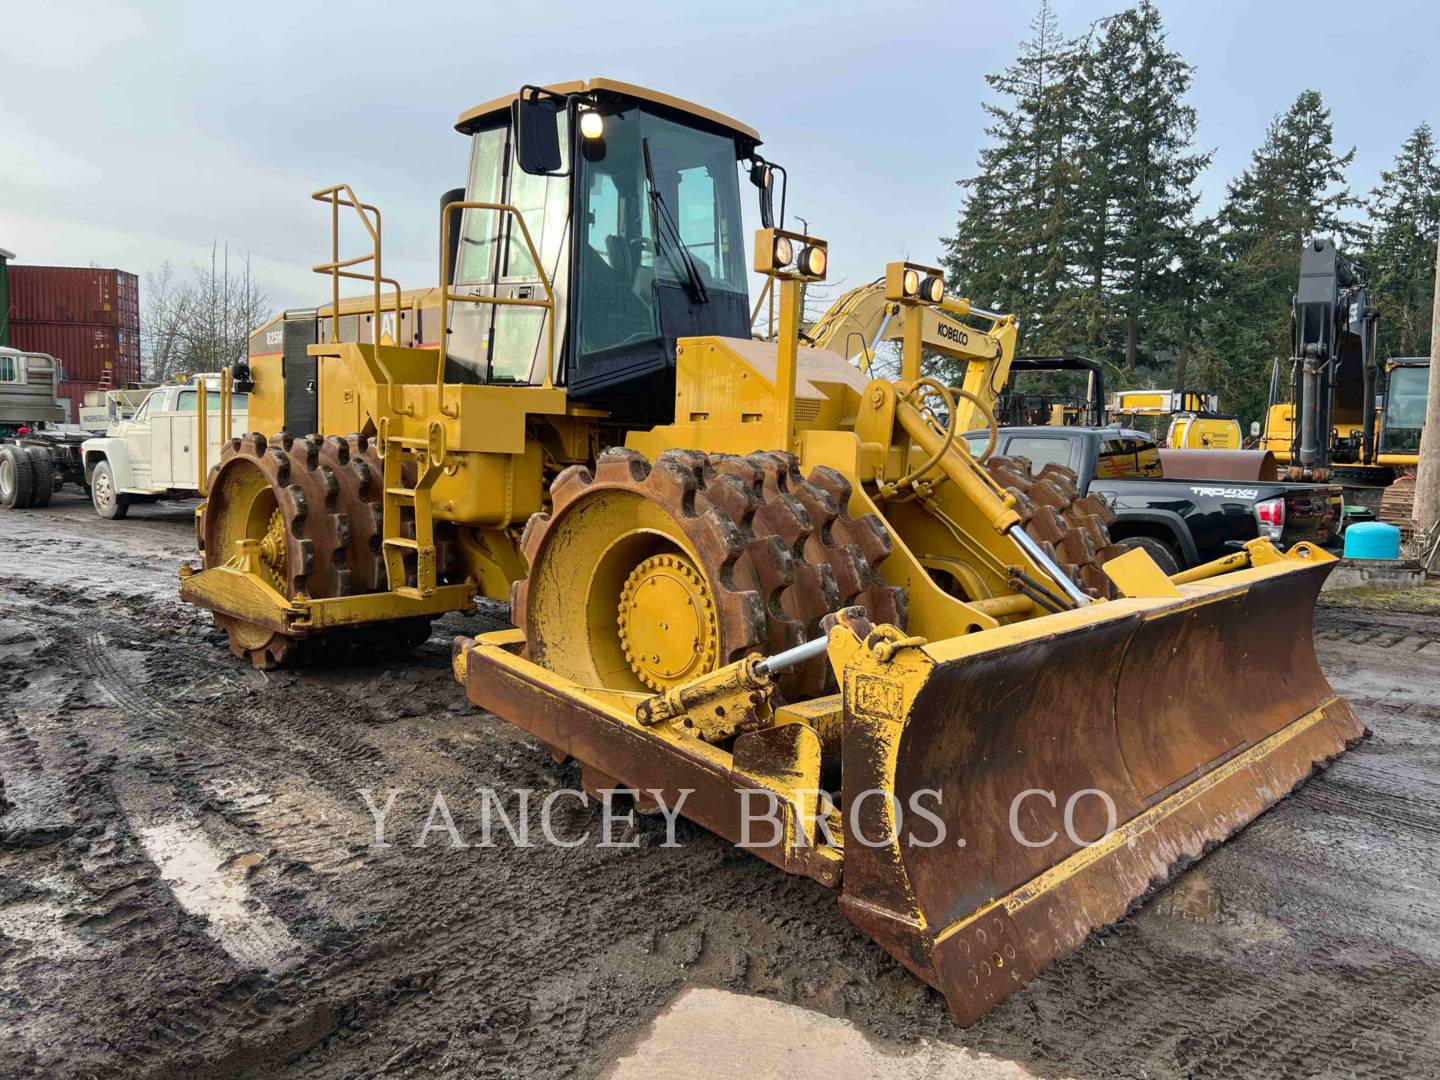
[891,696,1364,1026]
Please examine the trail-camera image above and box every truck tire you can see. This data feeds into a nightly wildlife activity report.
[24,447,54,508]
[0,445,36,509]
[1117,535,1181,575]
[90,459,131,520]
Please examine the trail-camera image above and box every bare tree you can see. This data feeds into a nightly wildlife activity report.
[141,242,269,382]
[140,261,191,382]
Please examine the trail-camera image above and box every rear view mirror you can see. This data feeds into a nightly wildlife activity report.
[513,86,564,175]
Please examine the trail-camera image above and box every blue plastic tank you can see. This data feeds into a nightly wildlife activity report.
[1343,521,1402,560]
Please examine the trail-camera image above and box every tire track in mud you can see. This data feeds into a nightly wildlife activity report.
[0,583,365,1076]
[0,580,543,1076]
[0,642,253,1077]
[7,516,1440,1077]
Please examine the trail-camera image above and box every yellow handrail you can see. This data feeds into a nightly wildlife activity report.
[311,184,408,416]
[438,201,556,417]
[195,367,234,495]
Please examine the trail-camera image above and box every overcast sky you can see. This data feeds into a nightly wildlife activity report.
[1,0,1434,313]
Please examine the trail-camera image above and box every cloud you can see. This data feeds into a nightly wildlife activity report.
[1,0,1426,318]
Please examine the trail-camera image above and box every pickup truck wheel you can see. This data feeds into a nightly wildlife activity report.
[1117,536,1181,575]
[24,448,54,508]
[91,460,131,520]
[0,445,36,509]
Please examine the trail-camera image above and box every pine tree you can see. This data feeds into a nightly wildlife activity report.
[1219,90,1360,255]
[1366,123,1440,357]
[1204,90,1360,424]
[942,1,1084,356]
[1066,2,1210,369]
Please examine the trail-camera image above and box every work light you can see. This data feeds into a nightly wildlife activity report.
[579,110,604,139]
[798,245,826,278]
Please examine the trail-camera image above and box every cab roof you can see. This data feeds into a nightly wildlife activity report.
[455,78,761,149]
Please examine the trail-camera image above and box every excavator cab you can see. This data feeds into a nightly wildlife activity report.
[448,81,767,421]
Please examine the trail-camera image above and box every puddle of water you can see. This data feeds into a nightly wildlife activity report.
[605,988,1070,1080]
[136,819,300,972]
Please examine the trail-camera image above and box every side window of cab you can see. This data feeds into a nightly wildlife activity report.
[1095,437,1131,478]
[1097,435,1162,478]
[1129,437,1163,477]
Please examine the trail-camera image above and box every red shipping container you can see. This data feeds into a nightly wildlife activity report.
[10,321,142,386]
[7,266,140,328]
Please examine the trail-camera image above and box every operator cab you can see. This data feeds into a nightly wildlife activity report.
[447,80,773,421]
[1379,358,1429,455]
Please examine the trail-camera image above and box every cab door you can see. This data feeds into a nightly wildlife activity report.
[451,118,571,386]
[124,390,160,490]
[154,399,177,487]
[488,151,571,384]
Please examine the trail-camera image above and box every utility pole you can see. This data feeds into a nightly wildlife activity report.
[1417,231,1440,533]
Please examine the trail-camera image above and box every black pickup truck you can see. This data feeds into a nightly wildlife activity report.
[965,426,1342,572]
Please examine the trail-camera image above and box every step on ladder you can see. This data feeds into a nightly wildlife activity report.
[377,417,450,598]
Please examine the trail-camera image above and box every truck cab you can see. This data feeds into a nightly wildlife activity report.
[0,346,68,435]
[81,377,248,518]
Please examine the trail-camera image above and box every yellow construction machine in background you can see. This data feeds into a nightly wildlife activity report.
[1111,388,1243,448]
[1259,238,1427,485]
[179,79,1361,1024]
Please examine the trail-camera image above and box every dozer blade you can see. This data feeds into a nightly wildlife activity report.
[833,553,1362,1024]
[454,549,1360,1026]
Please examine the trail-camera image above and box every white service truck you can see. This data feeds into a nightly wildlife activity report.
[80,375,247,519]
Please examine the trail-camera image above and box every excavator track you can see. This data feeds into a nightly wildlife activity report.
[513,447,900,702]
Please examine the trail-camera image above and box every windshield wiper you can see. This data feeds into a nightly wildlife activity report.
[642,138,709,304]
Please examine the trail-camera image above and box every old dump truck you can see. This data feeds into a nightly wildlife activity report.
[179,79,1361,1024]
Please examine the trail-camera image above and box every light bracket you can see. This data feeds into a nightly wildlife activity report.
[754,227,828,281]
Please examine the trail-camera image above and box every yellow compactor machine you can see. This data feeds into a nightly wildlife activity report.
[180,80,1361,1024]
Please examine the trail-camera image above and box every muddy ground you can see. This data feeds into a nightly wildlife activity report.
[2,492,1439,1078]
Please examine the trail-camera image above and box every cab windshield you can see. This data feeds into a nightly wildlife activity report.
[1381,364,1429,454]
[573,106,747,362]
